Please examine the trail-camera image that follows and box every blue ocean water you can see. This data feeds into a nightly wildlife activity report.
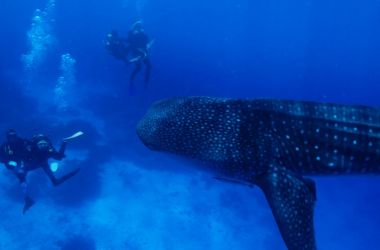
[0,0,379,249]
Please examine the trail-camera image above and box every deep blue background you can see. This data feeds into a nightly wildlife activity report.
[0,0,379,249]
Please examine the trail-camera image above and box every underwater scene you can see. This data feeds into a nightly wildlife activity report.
[0,0,380,249]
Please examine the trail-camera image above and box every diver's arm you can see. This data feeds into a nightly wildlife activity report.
[146,39,155,50]
[0,144,17,169]
[49,141,66,160]
[142,33,153,50]
[59,140,66,155]
[0,145,6,164]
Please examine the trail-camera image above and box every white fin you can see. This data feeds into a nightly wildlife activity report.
[64,131,84,141]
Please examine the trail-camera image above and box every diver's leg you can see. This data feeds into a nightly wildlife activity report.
[42,164,80,186]
[18,171,28,195]
[144,58,151,87]
[122,46,131,64]
[129,61,142,94]
[42,165,59,185]
[17,172,35,214]
[22,182,35,214]
[15,169,27,183]
[55,168,80,186]
[23,195,35,214]
[130,61,142,82]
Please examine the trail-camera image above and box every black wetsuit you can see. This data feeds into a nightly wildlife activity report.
[0,133,79,213]
[127,29,152,84]
[0,137,32,182]
[26,139,78,186]
[0,135,78,186]
[105,35,129,63]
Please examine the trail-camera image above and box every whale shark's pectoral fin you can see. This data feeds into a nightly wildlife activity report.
[255,166,317,250]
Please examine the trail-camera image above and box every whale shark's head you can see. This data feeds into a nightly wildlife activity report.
[137,96,244,162]
[137,97,188,152]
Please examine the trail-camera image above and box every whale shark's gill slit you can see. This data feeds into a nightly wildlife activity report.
[263,109,380,175]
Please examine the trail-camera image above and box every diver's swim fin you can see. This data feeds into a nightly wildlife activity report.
[23,196,35,214]
[255,166,317,250]
[63,131,84,141]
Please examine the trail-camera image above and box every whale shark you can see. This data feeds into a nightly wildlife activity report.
[136,96,380,250]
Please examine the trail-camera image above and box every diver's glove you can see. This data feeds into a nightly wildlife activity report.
[6,161,18,170]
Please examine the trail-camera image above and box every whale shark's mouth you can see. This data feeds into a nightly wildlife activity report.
[136,97,187,151]
[136,119,158,150]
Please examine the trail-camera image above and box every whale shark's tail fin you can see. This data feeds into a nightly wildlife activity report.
[255,166,317,250]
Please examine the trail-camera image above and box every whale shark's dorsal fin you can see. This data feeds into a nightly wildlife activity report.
[255,166,317,250]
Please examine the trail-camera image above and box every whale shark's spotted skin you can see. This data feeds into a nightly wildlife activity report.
[137,96,380,250]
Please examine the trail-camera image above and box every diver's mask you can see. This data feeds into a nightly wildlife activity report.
[37,140,49,151]
[6,129,18,143]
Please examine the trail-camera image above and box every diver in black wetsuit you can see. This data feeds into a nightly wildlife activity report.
[105,21,153,93]
[0,130,80,214]
[0,129,31,170]
[0,130,35,213]
[126,21,153,91]
[104,30,129,64]
[27,134,80,187]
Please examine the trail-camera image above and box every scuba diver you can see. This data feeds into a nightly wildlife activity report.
[0,129,31,171]
[0,130,35,213]
[105,20,153,94]
[27,134,80,186]
[104,30,129,64]
[126,20,153,91]
[0,130,82,214]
